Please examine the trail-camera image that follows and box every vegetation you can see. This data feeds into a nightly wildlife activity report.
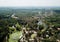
[0,7,60,42]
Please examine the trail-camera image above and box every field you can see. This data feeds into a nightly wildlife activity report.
[9,31,22,42]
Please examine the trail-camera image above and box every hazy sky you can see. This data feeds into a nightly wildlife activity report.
[0,0,60,7]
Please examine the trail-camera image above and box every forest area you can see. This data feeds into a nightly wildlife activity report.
[0,7,60,42]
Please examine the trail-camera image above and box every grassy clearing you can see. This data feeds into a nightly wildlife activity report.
[9,31,22,42]
[31,34,37,39]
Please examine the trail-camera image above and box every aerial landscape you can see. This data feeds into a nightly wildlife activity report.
[0,0,60,42]
[0,7,60,42]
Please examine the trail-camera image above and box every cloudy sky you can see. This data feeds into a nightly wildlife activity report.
[0,0,60,7]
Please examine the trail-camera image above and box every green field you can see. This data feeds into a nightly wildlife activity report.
[9,31,22,42]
